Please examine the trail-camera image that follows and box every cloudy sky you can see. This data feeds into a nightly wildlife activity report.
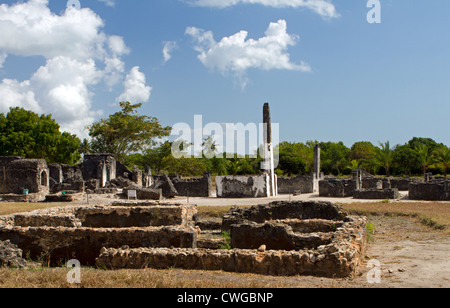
[0,0,449,147]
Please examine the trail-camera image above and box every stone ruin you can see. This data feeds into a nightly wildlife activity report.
[409,173,450,201]
[319,168,450,201]
[0,155,214,202]
[0,201,367,278]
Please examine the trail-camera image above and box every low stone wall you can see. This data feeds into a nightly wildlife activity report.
[384,178,422,191]
[122,187,162,201]
[222,201,347,231]
[277,176,314,194]
[362,178,392,190]
[319,179,354,198]
[96,215,366,278]
[13,214,81,228]
[0,226,197,265]
[409,182,450,201]
[0,204,199,265]
[2,204,197,229]
[75,205,197,228]
[216,175,270,198]
[171,173,212,197]
[353,188,399,200]
[230,222,333,250]
[273,219,344,233]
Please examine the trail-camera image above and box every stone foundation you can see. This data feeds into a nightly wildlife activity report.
[319,179,355,198]
[222,201,347,231]
[97,213,366,278]
[0,204,198,265]
[0,201,367,278]
[353,188,399,200]
[409,181,450,201]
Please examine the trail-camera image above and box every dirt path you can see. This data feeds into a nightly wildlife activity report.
[356,215,450,288]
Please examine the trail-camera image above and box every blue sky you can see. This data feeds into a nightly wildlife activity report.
[1,0,449,148]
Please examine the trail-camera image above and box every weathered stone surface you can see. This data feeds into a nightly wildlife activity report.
[152,175,178,198]
[216,175,270,198]
[13,214,81,228]
[353,188,399,200]
[409,182,450,201]
[0,157,49,199]
[75,205,197,228]
[122,187,162,201]
[230,221,333,250]
[96,216,366,278]
[0,240,27,268]
[0,226,197,265]
[277,176,314,194]
[319,179,354,198]
[389,178,423,191]
[171,172,213,197]
[196,218,222,231]
[222,201,347,231]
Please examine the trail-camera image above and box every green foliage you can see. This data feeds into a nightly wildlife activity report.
[218,231,232,250]
[88,102,171,162]
[376,141,393,177]
[433,146,450,177]
[320,141,350,176]
[0,107,81,165]
[366,223,376,243]
[392,144,419,176]
[276,142,311,176]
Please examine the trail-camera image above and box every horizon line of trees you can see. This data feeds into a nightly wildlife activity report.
[1,106,449,178]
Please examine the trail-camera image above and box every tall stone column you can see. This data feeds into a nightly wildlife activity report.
[262,103,277,197]
[313,144,321,193]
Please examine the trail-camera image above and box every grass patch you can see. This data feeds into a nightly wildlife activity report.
[0,202,68,216]
[0,266,299,288]
[343,202,450,231]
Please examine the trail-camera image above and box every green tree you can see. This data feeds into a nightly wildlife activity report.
[376,141,393,177]
[88,102,171,162]
[277,142,308,176]
[320,142,350,176]
[141,141,174,175]
[434,146,450,177]
[349,141,378,174]
[0,107,81,165]
[392,144,419,176]
[408,137,442,153]
[415,144,435,176]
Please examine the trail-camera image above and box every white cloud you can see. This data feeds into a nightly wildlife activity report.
[117,66,151,104]
[0,56,102,137]
[186,0,338,18]
[97,0,115,7]
[0,53,7,68]
[0,0,147,138]
[162,41,178,64]
[186,19,311,88]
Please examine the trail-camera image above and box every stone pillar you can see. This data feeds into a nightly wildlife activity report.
[313,144,321,193]
[352,169,362,191]
[262,103,277,197]
[313,144,321,178]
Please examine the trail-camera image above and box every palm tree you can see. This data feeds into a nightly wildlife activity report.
[434,146,450,177]
[376,141,393,177]
[415,144,435,176]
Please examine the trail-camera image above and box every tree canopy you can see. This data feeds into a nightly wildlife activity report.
[88,102,172,162]
[0,107,81,165]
